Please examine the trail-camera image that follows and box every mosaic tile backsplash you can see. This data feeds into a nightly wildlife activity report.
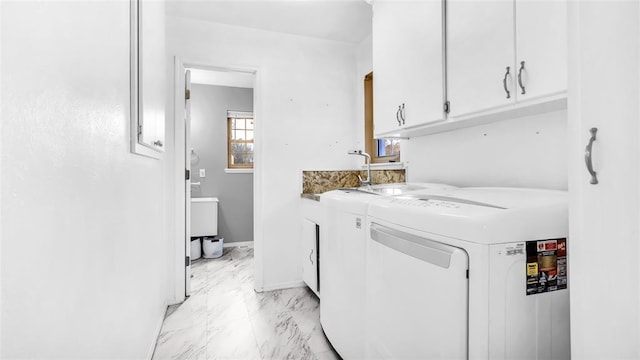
[302,169,406,194]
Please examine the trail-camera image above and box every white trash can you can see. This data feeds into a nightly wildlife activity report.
[202,236,223,259]
[190,237,202,260]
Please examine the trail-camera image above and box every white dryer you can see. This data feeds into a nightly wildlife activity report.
[365,187,570,360]
[319,183,456,360]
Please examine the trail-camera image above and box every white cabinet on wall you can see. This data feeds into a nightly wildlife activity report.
[447,0,567,119]
[447,0,514,116]
[515,0,567,100]
[372,0,444,138]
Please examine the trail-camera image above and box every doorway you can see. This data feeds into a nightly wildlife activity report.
[173,59,259,301]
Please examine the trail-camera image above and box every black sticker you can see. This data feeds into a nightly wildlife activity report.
[526,238,567,296]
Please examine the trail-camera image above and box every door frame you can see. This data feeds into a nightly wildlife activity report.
[171,57,263,302]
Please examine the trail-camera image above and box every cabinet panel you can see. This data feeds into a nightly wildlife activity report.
[448,0,515,117]
[568,2,640,357]
[373,0,444,136]
[515,0,567,101]
[302,219,318,294]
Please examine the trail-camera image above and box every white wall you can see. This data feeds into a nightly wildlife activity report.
[405,110,568,189]
[1,2,169,358]
[167,17,360,290]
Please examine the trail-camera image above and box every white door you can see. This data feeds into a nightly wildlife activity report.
[185,69,192,297]
[447,0,515,117]
[568,2,640,358]
[301,218,318,294]
[372,0,444,136]
[366,223,468,359]
[515,0,567,101]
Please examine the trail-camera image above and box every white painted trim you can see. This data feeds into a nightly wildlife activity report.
[366,162,405,170]
[251,67,265,293]
[227,110,253,118]
[173,57,187,304]
[132,142,163,159]
[257,280,306,293]
[0,1,3,353]
[375,92,567,139]
[130,0,163,160]
[224,168,254,174]
[223,241,254,248]
[146,301,168,360]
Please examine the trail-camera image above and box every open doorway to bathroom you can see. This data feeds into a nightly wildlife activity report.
[187,67,256,292]
[174,60,257,299]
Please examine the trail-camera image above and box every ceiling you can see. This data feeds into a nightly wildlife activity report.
[165,0,373,44]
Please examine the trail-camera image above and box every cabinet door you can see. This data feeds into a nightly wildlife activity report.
[515,0,567,101]
[302,219,318,293]
[447,0,515,117]
[372,0,444,136]
[568,2,640,357]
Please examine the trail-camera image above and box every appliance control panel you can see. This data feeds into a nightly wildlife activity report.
[392,198,461,209]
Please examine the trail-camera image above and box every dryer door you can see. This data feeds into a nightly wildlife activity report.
[366,223,469,360]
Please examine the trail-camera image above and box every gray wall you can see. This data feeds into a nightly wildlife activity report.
[191,84,254,243]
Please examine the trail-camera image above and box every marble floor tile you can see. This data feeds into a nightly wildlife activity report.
[153,322,207,360]
[161,293,207,332]
[152,246,341,360]
[206,314,260,360]
[290,309,332,354]
[315,349,341,360]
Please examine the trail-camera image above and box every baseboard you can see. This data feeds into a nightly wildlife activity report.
[223,241,254,248]
[257,280,306,292]
[147,300,168,360]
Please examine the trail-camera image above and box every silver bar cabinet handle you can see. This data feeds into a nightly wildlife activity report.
[584,127,598,185]
[400,103,405,125]
[396,106,402,126]
[517,61,526,95]
[503,66,511,99]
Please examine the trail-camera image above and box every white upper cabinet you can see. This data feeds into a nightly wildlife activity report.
[515,0,567,101]
[447,0,567,119]
[447,0,515,117]
[372,0,444,137]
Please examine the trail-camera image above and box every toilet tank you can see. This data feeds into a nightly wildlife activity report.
[191,197,218,237]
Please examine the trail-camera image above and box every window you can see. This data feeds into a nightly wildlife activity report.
[227,111,254,168]
[364,72,400,163]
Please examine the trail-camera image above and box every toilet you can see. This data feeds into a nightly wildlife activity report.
[191,197,223,258]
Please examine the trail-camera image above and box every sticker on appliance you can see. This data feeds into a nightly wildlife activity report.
[526,238,567,295]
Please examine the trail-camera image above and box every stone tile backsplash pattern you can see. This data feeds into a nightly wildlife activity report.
[302,170,406,194]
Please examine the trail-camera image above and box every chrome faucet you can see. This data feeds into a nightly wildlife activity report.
[348,150,372,186]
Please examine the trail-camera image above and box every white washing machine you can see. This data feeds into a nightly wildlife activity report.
[365,187,570,360]
[319,183,456,360]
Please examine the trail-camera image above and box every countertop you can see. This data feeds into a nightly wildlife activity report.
[300,193,321,202]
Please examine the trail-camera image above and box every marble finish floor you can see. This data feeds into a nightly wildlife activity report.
[152,246,341,360]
